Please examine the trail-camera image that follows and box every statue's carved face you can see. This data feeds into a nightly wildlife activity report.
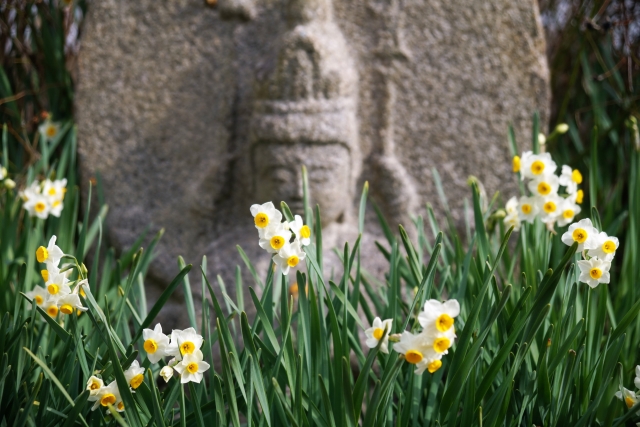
[252,142,351,226]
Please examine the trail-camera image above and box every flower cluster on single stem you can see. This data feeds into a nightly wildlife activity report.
[19,177,67,219]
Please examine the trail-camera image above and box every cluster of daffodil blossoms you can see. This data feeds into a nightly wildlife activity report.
[504,151,584,231]
[19,178,67,219]
[250,202,311,275]
[25,236,87,316]
[364,299,459,375]
[85,360,145,413]
[560,218,619,288]
[140,324,211,384]
[615,366,640,413]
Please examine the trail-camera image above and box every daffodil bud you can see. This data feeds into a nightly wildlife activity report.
[555,123,569,134]
[4,178,15,189]
[160,366,174,383]
[538,133,546,145]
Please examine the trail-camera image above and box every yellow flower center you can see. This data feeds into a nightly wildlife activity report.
[47,305,58,316]
[571,169,582,184]
[48,188,57,196]
[576,189,584,204]
[180,341,196,355]
[405,350,423,364]
[572,228,587,243]
[130,374,144,389]
[427,360,442,373]
[287,255,299,268]
[35,202,47,213]
[117,401,125,411]
[143,339,158,354]
[531,160,545,175]
[435,314,454,332]
[187,362,199,374]
[53,200,61,208]
[300,225,311,239]
[46,126,57,138]
[270,236,285,250]
[563,209,574,219]
[89,381,101,391]
[372,328,384,340]
[589,268,602,280]
[433,337,451,353]
[60,304,74,315]
[537,182,551,196]
[100,393,116,406]
[602,240,616,254]
[512,156,520,173]
[254,213,269,228]
[36,246,49,263]
[47,284,60,295]
[41,270,49,281]
[625,396,635,409]
[35,295,44,305]
[521,204,532,214]
[543,201,556,213]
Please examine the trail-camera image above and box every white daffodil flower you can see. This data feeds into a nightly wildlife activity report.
[45,270,71,299]
[558,165,582,194]
[142,323,176,364]
[569,189,584,205]
[503,212,521,232]
[250,202,282,235]
[418,299,460,334]
[56,293,87,315]
[24,193,50,219]
[520,152,557,180]
[274,240,306,275]
[90,380,122,411]
[635,366,640,390]
[527,173,560,198]
[364,317,393,354]
[517,196,539,223]
[289,215,311,246]
[36,235,65,267]
[43,297,60,317]
[160,366,174,383]
[394,331,442,375]
[25,286,48,306]
[615,386,640,409]
[577,257,611,288]
[170,328,204,360]
[86,376,104,397]
[174,350,211,384]
[505,197,518,215]
[556,198,581,227]
[561,218,598,251]
[50,199,64,217]
[537,194,564,224]
[589,231,619,262]
[42,178,67,203]
[258,223,292,254]
[39,119,60,141]
[124,360,145,390]
[19,181,40,203]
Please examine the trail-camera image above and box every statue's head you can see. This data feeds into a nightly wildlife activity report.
[250,0,358,226]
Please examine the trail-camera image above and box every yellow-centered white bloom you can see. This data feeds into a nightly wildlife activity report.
[250,202,282,235]
[124,360,145,390]
[56,293,87,314]
[274,240,306,275]
[561,218,598,251]
[258,223,292,254]
[288,215,311,246]
[394,331,442,375]
[86,376,104,397]
[536,194,564,224]
[558,165,582,195]
[39,119,60,141]
[505,197,518,215]
[527,173,559,197]
[43,299,60,317]
[577,257,611,288]
[418,299,459,333]
[503,212,521,232]
[36,235,64,267]
[517,196,539,223]
[24,193,50,219]
[90,380,122,411]
[19,181,40,202]
[520,152,557,180]
[170,327,204,360]
[364,317,393,354]
[615,386,640,409]
[142,323,176,364]
[570,189,585,204]
[174,350,210,383]
[160,366,174,383]
[45,270,71,298]
[556,198,581,227]
[25,286,48,306]
[589,231,619,262]
[42,178,67,202]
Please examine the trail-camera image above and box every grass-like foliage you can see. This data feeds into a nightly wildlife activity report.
[1,120,640,427]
